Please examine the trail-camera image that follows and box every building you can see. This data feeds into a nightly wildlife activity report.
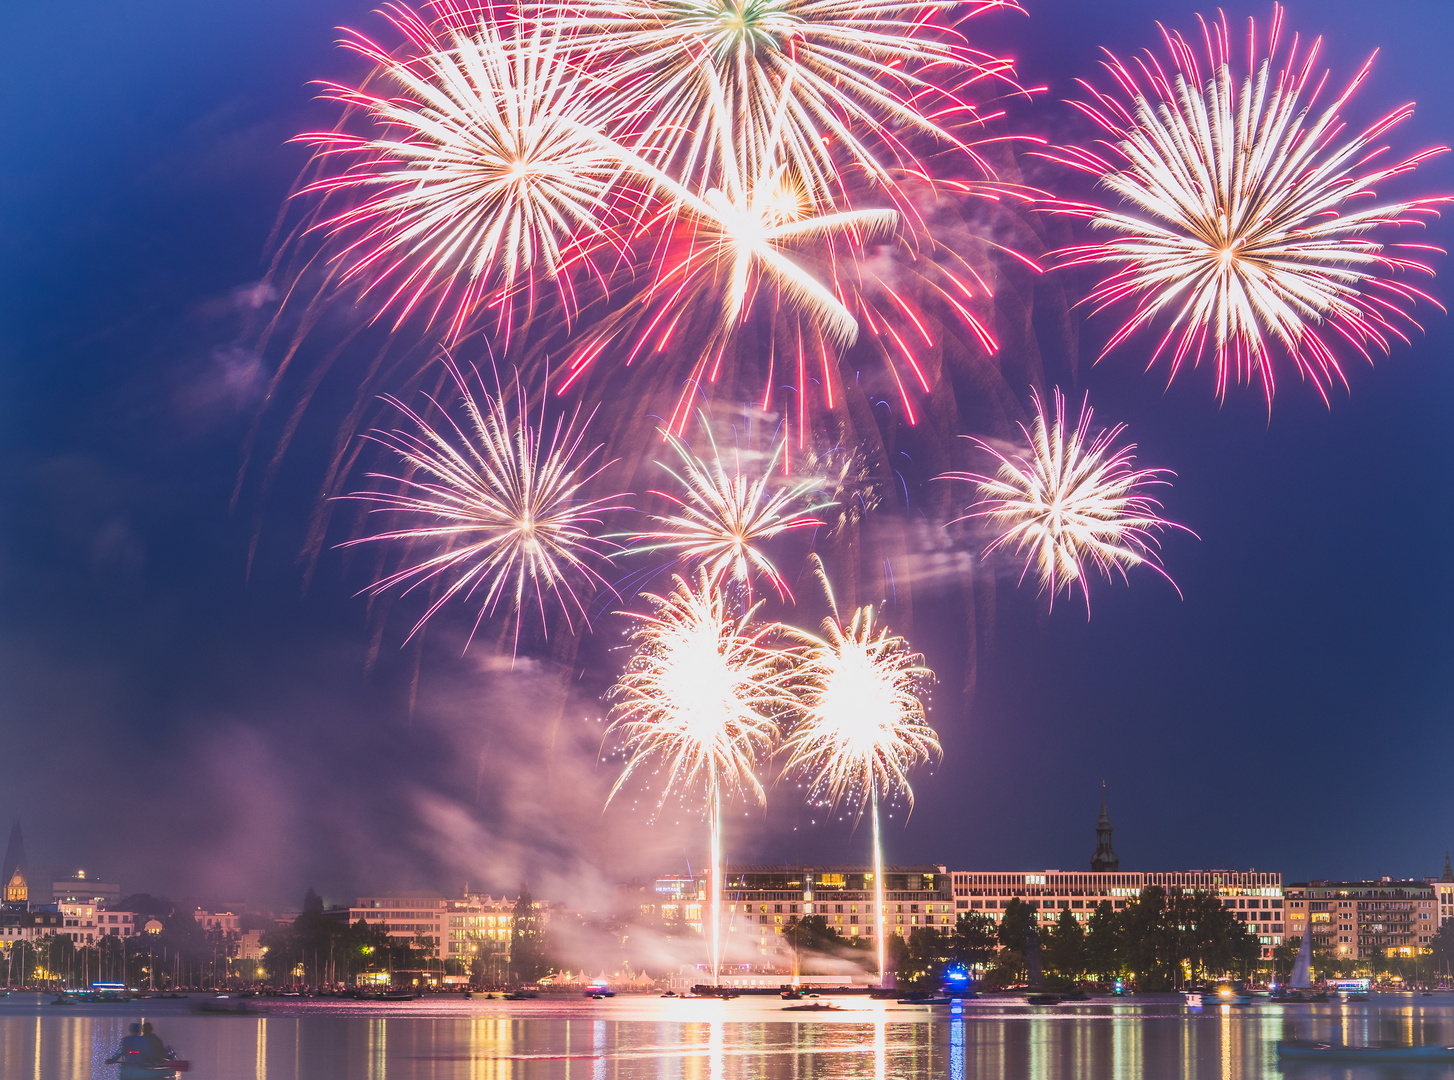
[349,893,542,961]
[1433,854,1454,930]
[1284,879,1437,961]
[52,871,122,906]
[193,910,243,935]
[949,871,1284,959]
[624,875,705,934]
[721,864,955,965]
[94,910,139,939]
[237,929,267,962]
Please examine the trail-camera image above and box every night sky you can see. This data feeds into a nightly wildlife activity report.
[3,0,1452,909]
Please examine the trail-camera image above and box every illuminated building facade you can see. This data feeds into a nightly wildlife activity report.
[627,876,705,934]
[1283,880,1437,960]
[1433,854,1454,930]
[721,864,954,962]
[350,893,542,961]
[950,869,1285,960]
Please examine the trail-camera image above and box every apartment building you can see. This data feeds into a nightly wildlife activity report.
[1284,880,1436,960]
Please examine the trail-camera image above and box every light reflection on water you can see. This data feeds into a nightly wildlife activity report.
[4,993,1454,1079]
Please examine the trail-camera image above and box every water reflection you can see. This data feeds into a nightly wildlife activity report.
[9,994,1454,1078]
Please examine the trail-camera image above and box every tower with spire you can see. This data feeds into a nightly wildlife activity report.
[1091,786,1119,873]
[2,819,28,909]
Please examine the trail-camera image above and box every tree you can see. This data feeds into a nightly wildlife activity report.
[1084,901,1120,980]
[988,899,1036,985]
[303,888,325,915]
[900,927,949,991]
[884,932,911,976]
[509,886,550,985]
[1044,909,1085,981]
[949,912,997,970]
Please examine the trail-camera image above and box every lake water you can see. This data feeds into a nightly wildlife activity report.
[4,991,1454,1079]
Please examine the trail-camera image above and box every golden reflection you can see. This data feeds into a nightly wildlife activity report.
[874,1013,886,1080]
[32,1014,40,1080]
[368,1016,385,1080]
[256,1018,267,1080]
[1220,1004,1232,1080]
[709,1016,723,1080]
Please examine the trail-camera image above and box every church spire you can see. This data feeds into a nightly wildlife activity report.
[1443,850,1452,884]
[2,820,28,908]
[1091,783,1119,872]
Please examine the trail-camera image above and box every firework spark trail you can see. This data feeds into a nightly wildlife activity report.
[297,13,633,341]
[340,358,628,652]
[942,388,1185,612]
[558,81,902,416]
[626,415,836,600]
[607,571,795,984]
[1047,3,1449,402]
[555,0,1026,198]
[781,566,938,986]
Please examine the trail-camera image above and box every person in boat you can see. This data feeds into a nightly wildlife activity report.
[141,1022,167,1065]
[106,1023,149,1065]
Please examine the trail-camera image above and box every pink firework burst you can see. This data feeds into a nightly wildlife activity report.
[942,388,1189,612]
[1049,4,1449,403]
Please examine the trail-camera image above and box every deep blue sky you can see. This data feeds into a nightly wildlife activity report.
[2,0,1452,908]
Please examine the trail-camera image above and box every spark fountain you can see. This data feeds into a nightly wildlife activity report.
[782,563,938,987]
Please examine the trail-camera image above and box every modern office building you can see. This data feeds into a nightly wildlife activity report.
[1284,879,1437,960]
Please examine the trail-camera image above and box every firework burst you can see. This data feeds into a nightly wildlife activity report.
[1050,4,1449,402]
[341,359,626,650]
[298,12,630,340]
[607,571,795,983]
[628,416,834,599]
[559,0,1024,195]
[781,572,937,985]
[943,388,1184,610]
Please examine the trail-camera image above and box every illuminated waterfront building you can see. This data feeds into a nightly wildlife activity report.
[950,870,1285,960]
[625,875,705,933]
[350,892,543,961]
[721,865,955,963]
[1283,879,1436,960]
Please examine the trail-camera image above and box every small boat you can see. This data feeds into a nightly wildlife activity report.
[898,996,951,1005]
[106,1049,190,1078]
[1182,993,1203,1008]
[781,990,804,1000]
[783,1002,841,1012]
[501,990,536,1000]
[1027,994,1061,1006]
[191,995,270,1015]
[1277,1041,1454,1062]
[660,991,678,998]
[365,990,418,1001]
